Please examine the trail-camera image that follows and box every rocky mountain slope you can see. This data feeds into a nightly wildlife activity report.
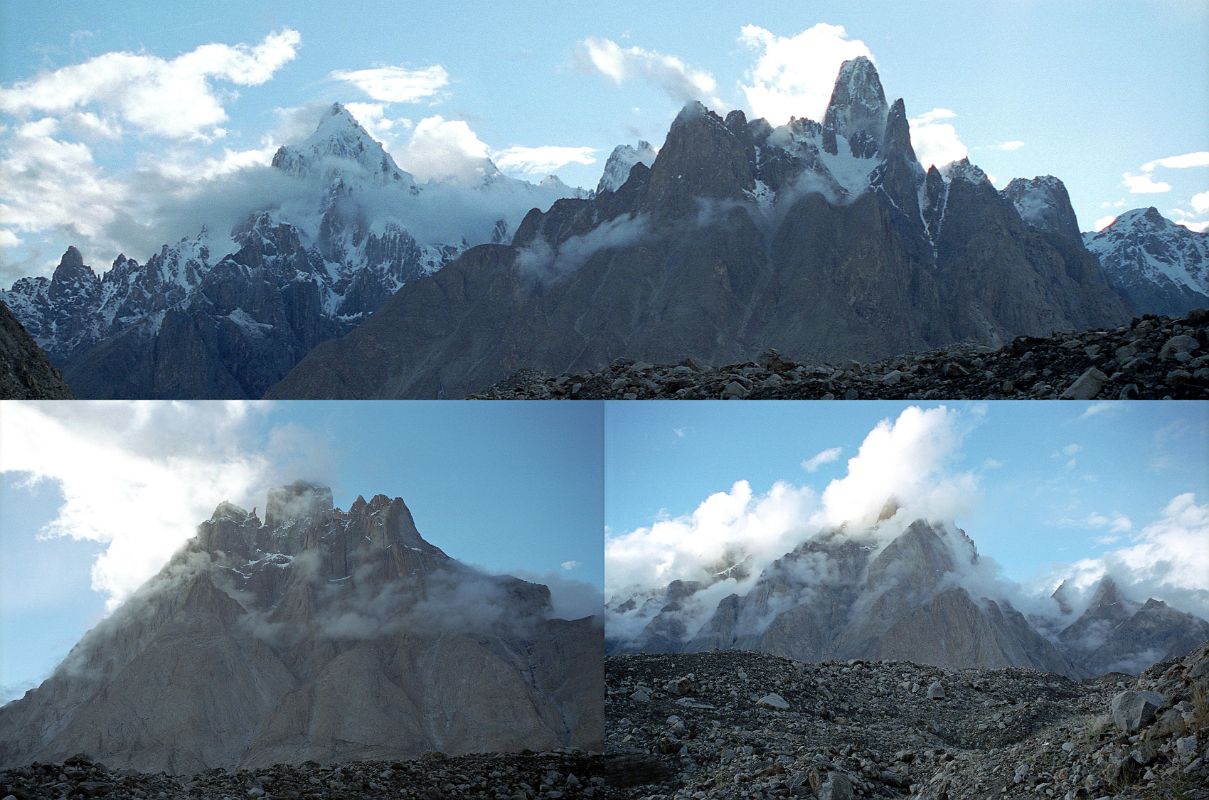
[0,104,578,399]
[606,517,1209,682]
[0,300,72,398]
[1085,207,1209,316]
[269,57,1130,399]
[473,309,1209,399]
[602,642,1209,799]
[0,482,602,773]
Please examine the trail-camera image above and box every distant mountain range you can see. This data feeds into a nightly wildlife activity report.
[0,104,577,398]
[2,61,1206,399]
[606,516,1208,679]
[0,483,602,772]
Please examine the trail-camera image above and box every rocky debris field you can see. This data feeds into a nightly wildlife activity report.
[604,642,1209,799]
[471,311,1209,400]
[0,750,649,800]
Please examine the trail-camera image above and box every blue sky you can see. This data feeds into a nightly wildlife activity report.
[0,400,603,703]
[605,401,1209,603]
[1,0,1207,278]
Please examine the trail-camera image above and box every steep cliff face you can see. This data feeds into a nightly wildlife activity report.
[0,300,73,398]
[0,483,602,772]
[272,59,1130,399]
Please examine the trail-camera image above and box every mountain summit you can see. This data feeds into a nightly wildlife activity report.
[0,485,602,773]
[269,58,1130,399]
[606,517,1207,680]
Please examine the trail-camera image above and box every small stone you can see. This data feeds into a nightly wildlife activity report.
[882,369,904,385]
[1159,334,1199,359]
[927,680,945,700]
[1175,734,1198,763]
[818,772,854,800]
[630,687,651,703]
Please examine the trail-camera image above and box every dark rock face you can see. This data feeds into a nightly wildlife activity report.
[1084,206,1209,316]
[473,309,1209,400]
[0,300,73,398]
[0,486,602,773]
[271,61,1130,399]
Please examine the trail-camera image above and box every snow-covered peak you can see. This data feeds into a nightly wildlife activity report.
[272,103,414,189]
[1084,206,1209,314]
[1002,175,1080,239]
[822,56,889,158]
[943,158,992,187]
[597,140,657,194]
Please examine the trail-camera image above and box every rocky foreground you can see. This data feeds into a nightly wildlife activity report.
[472,311,1209,400]
[0,749,658,800]
[604,644,1209,799]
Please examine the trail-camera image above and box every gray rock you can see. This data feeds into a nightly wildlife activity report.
[927,680,946,700]
[756,693,790,710]
[1110,689,1166,732]
[1060,366,1108,399]
[818,771,854,800]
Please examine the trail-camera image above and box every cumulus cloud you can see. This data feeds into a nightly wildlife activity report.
[1053,493,1209,619]
[329,64,449,103]
[1192,191,1209,215]
[343,102,413,154]
[0,29,300,140]
[1141,151,1209,172]
[817,406,977,528]
[1093,214,1118,232]
[577,37,722,107]
[1123,171,1172,194]
[399,114,492,183]
[737,23,873,126]
[561,560,580,571]
[0,118,129,253]
[909,108,969,169]
[801,447,842,472]
[0,401,328,610]
[493,145,597,179]
[606,405,977,605]
[1079,402,1122,421]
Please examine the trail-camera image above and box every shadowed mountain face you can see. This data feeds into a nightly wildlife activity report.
[606,519,1208,681]
[269,58,1130,399]
[0,300,72,398]
[0,483,602,773]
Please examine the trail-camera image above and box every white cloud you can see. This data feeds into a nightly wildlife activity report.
[909,108,969,170]
[801,446,842,472]
[1177,219,1209,233]
[329,64,449,104]
[982,457,1004,469]
[0,117,128,245]
[992,140,1024,151]
[817,406,976,528]
[1093,214,1118,231]
[1141,151,1209,172]
[399,114,492,183]
[0,402,285,610]
[673,427,687,438]
[1085,512,1133,534]
[1123,172,1172,194]
[560,560,580,571]
[578,37,721,107]
[492,145,597,179]
[0,230,20,247]
[0,29,300,140]
[605,405,978,603]
[152,142,279,182]
[1191,191,1209,215]
[1079,402,1122,421]
[737,23,872,126]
